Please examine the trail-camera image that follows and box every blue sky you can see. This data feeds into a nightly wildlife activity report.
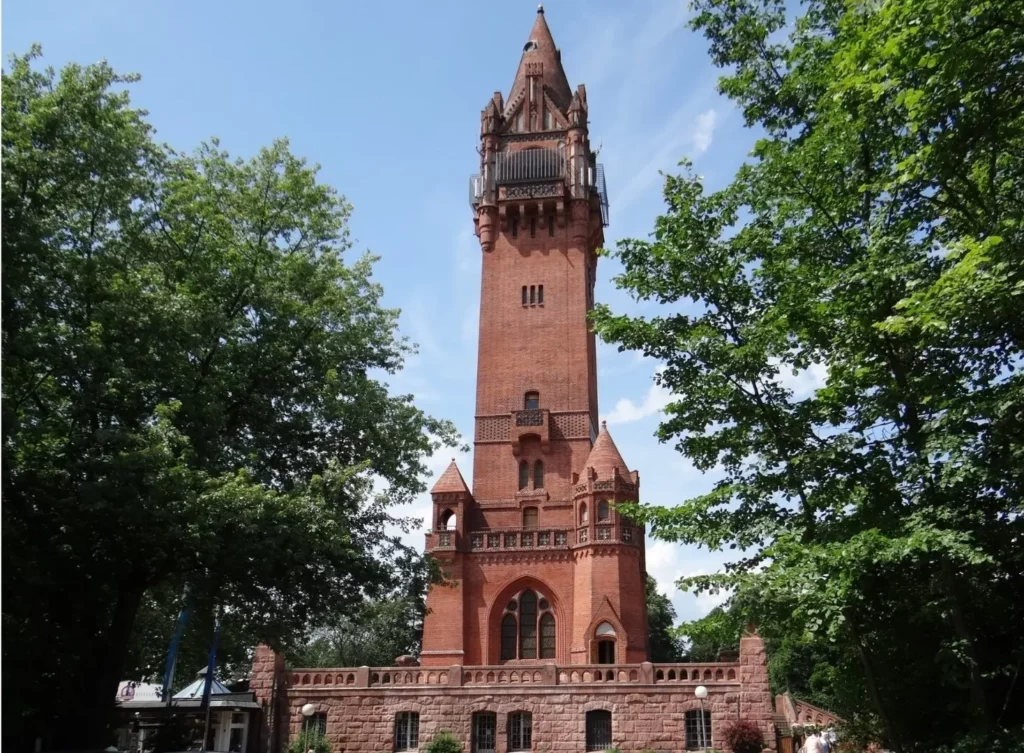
[3,0,811,624]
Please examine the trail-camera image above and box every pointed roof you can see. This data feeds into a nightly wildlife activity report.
[173,668,231,700]
[509,6,573,113]
[431,459,471,495]
[584,421,631,480]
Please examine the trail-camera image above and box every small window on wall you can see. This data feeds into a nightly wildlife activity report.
[530,285,536,304]
[533,461,544,489]
[523,507,538,529]
[509,711,533,752]
[537,285,544,304]
[597,500,610,521]
[522,286,528,305]
[543,108,552,130]
[524,392,540,410]
[579,502,588,524]
[304,712,327,734]
[684,709,712,750]
[585,710,612,752]
[394,712,420,752]
[518,461,530,490]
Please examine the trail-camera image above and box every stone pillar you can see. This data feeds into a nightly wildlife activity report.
[739,627,777,751]
[251,644,286,753]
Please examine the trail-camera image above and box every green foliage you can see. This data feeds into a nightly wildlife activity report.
[591,0,1024,751]
[289,592,425,668]
[288,730,332,753]
[678,604,742,662]
[423,730,463,753]
[1,48,460,748]
[723,720,764,753]
[645,574,685,662]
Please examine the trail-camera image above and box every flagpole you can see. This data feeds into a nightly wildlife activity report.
[201,607,223,749]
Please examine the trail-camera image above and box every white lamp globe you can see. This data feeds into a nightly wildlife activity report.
[301,702,316,717]
[694,685,709,699]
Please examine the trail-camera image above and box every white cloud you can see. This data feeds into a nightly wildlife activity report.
[602,368,672,425]
[770,358,828,399]
[690,109,718,154]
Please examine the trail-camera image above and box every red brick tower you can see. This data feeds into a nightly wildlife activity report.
[421,7,648,668]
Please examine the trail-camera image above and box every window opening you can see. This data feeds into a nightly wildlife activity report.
[530,285,536,304]
[519,590,537,659]
[597,639,616,664]
[540,613,556,659]
[524,391,539,409]
[501,614,518,660]
[598,500,610,521]
[585,710,612,752]
[509,712,533,752]
[518,461,529,490]
[522,286,528,305]
[394,712,420,752]
[523,507,538,529]
[685,710,712,750]
[474,712,498,753]
[538,285,544,304]
[533,461,544,489]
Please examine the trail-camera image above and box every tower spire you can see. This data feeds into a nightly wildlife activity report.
[509,5,573,112]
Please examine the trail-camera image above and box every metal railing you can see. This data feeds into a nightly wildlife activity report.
[495,148,566,184]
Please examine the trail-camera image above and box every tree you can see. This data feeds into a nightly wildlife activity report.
[2,49,460,748]
[591,1,1024,750]
[645,574,685,662]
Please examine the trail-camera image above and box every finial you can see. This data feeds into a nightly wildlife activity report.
[601,420,607,428]
[537,3,544,13]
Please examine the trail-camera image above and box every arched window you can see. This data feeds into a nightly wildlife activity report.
[540,612,556,659]
[500,614,518,661]
[519,590,537,659]
[524,391,539,410]
[580,502,588,525]
[500,588,555,662]
[533,460,544,489]
[595,622,616,664]
[439,509,456,529]
[597,500,610,521]
[523,507,538,529]
[518,461,529,490]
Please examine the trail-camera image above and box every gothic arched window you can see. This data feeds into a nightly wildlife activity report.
[518,461,529,490]
[500,588,555,662]
[540,612,556,659]
[533,460,544,489]
[580,502,588,525]
[501,614,518,661]
[519,590,538,659]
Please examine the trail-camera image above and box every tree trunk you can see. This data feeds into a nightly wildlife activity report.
[848,615,904,753]
[53,581,147,749]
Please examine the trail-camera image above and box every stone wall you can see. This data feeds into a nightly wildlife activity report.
[251,633,777,753]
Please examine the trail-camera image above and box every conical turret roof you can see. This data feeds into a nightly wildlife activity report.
[584,422,631,480]
[431,459,471,495]
[509,6,573,113]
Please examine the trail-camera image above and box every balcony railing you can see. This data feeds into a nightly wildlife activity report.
[495,148,566,184]
[286,661,740,689]
[468,528,570,551]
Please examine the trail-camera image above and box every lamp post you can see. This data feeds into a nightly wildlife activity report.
[694,685,709,753]
[301,703,316,753]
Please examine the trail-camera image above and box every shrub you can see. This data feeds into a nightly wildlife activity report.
[424,730,463,753]
[288,730,332,753]
[722,719,764,753]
